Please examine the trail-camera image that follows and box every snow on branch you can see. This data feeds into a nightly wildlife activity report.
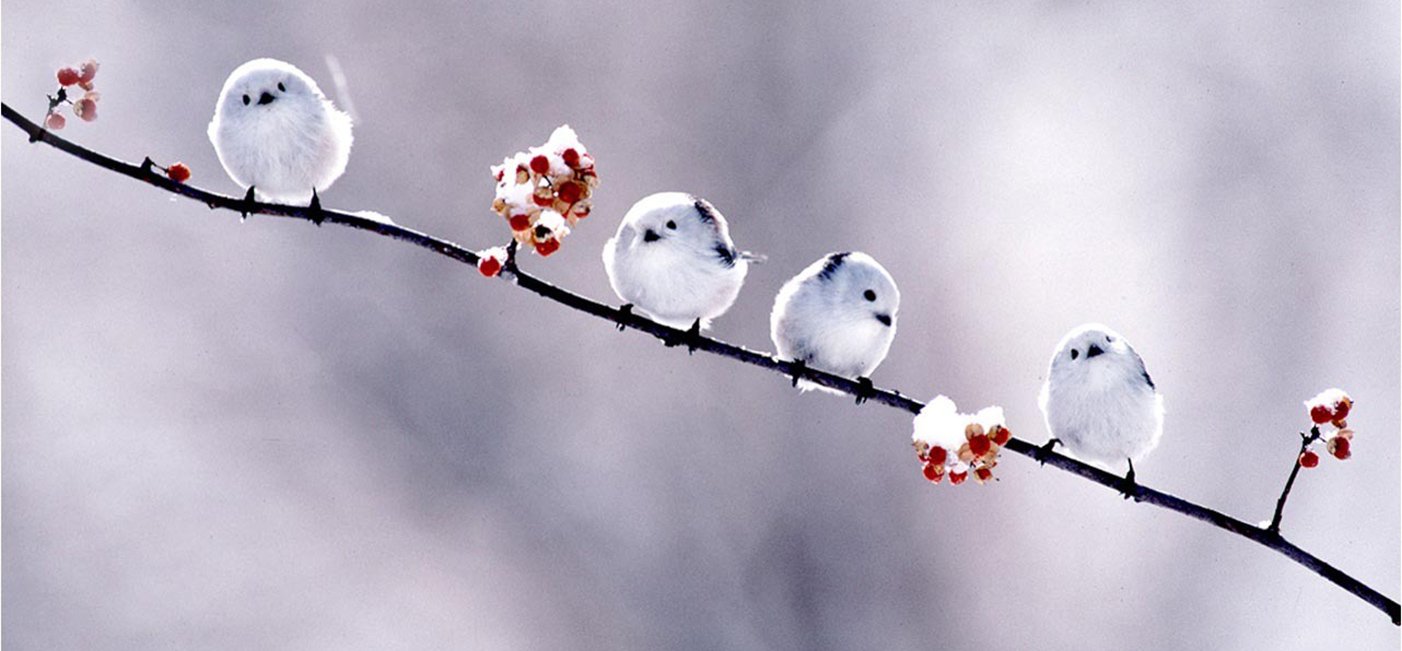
[2,102,1396,625]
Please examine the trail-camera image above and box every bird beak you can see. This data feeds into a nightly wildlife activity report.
[642,229,661,243]
[258,91,276,105]
[1086,344,1104,358]
[875,313,892,327]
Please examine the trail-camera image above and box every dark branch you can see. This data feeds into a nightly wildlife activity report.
[3,102,1396,625]
[1268,426,1323,534]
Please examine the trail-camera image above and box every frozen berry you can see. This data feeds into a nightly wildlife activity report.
[562,148,580,168]
[529,154,550,175]
[508,214,532,231]
[974,467,993,484]
[921,462,943,482]
[926,446,948,466]
[1328,436,1351,460]
[165,162,191,183]
[44,112,66,130]
[1309,404,1333,425]
[1331,418,1347,430]
[532,192,554,207]
[949,470,968,485]
[73,98,97,122]
[534,238,560,257]
[78,59,99,83]
[1333,397,1351,420]
[557,181,583,204]
[1298,450,1319,468]
[991,426,1011,446]
[57,67,80,86]
[477,255,503,277]
[968,433,991,457]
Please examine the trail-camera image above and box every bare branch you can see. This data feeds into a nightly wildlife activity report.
[3,102,1396,625]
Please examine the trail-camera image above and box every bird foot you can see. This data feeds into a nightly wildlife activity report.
[662,319,703,354]
[615,304,633,332]
[240,186,257,221]
[1118,464,1140,501]
[854,376,874,405]
[308,188,325,226]
[1034,438,1061,466]
[788,360,808,388]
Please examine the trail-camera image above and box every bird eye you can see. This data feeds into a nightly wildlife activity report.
[863,289,877,302]
[277,82,286,92]
[1070,349,1080,360]
[666,220,677,230]
[241,94,250,105]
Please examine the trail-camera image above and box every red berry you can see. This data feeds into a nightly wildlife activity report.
[991,426,1011,446]
[1309,404,1333,424]
[1329,436,1351,460]
[73,98,97,122]
[1298,450,1319,468]
[56,67,81,86]
[78,59,98,83]
[949,470,968,485]
[529,155,550,175]
[1333,398,1351,420]
[508,214,532,231]
[968,434,991,457]
[532,192,554,207]
[477,256,502,277]
[926,446,948,466]
[921,462,942,482]
[534,238,560,257]
[562,148,580,168]
[974,467,993,483]
[557,181,583,204]
[165,162,191,183]
[495,168,504,182]
[44,112,66,130]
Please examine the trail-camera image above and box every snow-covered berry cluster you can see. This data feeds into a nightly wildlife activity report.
[45,59,101,131]
[911,396,1011,486]
[489,125,598,258]
[1302,388,1356,465]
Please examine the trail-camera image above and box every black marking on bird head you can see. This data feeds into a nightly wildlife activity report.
[714,243,736,267]
[693,197,719,225]
[816,252,852,282]
[1142,370,1155,389]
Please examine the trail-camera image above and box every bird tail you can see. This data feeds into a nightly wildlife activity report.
[739,251,767,264]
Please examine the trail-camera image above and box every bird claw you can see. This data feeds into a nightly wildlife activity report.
[663,319,702,353]
[240,186,257,221]
[854,376,874,405]
[1119,462,1140,501]
[1034,438,1061,466]
[308,188,325,226]
[615,304,633,332]
[788,360,808,388]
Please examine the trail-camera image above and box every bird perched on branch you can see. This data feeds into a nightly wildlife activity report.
[1038,323,1164,497]
[770,251,899,401]
[603,192,759,347]
[207,58,353,219]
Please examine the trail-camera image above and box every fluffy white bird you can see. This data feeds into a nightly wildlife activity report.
[207,58,353,212]
[1038,323,1164,495]
[602,192,757,340]
[770,251,899,399]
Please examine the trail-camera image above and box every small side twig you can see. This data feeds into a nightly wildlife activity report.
[1267,426,1323,534]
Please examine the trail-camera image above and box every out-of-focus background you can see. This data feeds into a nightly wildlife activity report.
[3,2,1398,649]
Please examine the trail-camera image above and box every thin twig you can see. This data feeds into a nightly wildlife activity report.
[2,102,1396,626]
[1268,426,1323,534]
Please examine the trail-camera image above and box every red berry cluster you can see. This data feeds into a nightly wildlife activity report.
[489,125,598,258]
[915,423,1011,485]
[1301,389,1356,466]
[165,162,192,183]
[45,59,101,131]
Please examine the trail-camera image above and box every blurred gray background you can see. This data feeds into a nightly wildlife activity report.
[3,2,1398,649]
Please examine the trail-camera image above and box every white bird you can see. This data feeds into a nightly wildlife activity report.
[207,58,353,215]
[770,251,899,400]
[1038,323,1164,496]
[602,192,757,343]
